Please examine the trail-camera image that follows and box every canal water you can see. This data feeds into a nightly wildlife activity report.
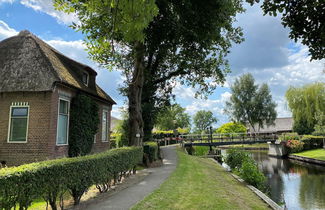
[221,149,325,210]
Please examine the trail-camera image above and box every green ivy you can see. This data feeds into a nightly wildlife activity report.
[68,94,99,157]
[0,147,142,210]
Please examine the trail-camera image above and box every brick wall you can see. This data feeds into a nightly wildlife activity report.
[0,86,112,166]
[0,91,53,166]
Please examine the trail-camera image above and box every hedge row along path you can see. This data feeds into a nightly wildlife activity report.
[78,145,178,210]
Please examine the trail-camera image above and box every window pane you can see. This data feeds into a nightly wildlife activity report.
[10,118,27,141]
[59,100,68,114]
[12,107,28,116]
[57,114,68,144]
[102,112,107,141]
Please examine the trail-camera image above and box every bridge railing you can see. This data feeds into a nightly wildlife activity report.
[180,132,278,144]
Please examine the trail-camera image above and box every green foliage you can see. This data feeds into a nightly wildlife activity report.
[193,110,217,133]
[313,111,325,136]
[143,142,160,163]
[155,104,191,131]
[153,128,190,135]
[192,146,210,156]
[225,149,250,170]
[115,111,129,146]
[239,159,265,190]
[286,83,325,135]
[68,94,99,157]
[0,147,142,209]
[279,133,300,141]
[285,140,304,154]
[216,122,246,134]
[300,135,324,151]
[225,149,265,190]
[261,0,325,60]
[225,73,277,133]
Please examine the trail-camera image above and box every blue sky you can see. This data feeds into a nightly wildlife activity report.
[0,0,324,127]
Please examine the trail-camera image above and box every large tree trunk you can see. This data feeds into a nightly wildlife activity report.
[128,42,145,146]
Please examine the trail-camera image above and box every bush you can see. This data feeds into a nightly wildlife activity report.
[239,159,266,190]
[216,122,246,134]
[285,140,304,153]
[279,132,300,141]
[0,147,142,210]
[225,149,250,170]
[143,142,160,163]
[301,135,324,150]
[192,146,210,156]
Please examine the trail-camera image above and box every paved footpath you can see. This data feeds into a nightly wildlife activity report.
[77,145,177,210]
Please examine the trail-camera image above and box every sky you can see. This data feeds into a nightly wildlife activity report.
[0,0,324,127]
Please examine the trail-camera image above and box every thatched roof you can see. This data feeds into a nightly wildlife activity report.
[0,30,115,104]
[247,117,293,133]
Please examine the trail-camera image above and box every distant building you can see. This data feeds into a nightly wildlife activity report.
[246,117,293,134]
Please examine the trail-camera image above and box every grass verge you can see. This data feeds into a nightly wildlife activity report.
[293,148,325,161]
[132,149,270,210]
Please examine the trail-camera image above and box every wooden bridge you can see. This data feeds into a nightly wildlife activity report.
[179,133,278,147]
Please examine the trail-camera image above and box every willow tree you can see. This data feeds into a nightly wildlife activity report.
[286,83,325,134]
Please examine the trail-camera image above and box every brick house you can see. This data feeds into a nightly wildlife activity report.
[0,30,116,166]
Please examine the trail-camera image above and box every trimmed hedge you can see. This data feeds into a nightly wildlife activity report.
[0,147,142,210]
[143,142,160,163]
[301,135,324,150]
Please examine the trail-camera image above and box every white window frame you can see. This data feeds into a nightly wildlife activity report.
[56,98,70,146]
[102,109,109,142]
[7,102,30,143]
[82,72,89,87]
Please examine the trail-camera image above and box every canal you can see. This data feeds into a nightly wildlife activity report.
[221,149,325,210]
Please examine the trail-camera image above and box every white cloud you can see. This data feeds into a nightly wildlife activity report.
[0,0,15,4]
[0,20,18,40]
[20,0,79,25]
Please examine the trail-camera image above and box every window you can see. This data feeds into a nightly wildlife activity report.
[8,103,29,142]
[82,72,89,86]
[102,110,109,142]
[57,99,69,145]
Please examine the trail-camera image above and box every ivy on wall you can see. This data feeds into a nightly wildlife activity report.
[68,93,99,157]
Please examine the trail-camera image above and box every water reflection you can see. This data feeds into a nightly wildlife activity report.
[222,150,325,210]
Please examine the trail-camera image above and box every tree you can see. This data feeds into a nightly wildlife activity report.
[68,94,99,157]
[55,0,248,145]
[216,122,247,134]
[259,0,325,60]
[193,110,217,133]
[155,104,191,131]
[55,0,159,146]
[286,83,325,135]
[225,73,277,133]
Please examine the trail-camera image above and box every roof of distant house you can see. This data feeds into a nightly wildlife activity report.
[0,30,115,104]
[247,117,293,133]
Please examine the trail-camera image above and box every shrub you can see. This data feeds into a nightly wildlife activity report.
[192,146,210,156]
[301,135,324,150]
[0,147,142,210]
[216,122,246,134]
[239,159,266,190]
[143,142,160,163]
[285,140,304,153]
[225,149,250,170]
[279,132,300,141]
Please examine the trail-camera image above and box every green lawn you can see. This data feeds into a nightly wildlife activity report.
[294,149,325,161]
[132,149,270,210]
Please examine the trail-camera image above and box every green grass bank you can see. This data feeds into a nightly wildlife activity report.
[132,149,270,210]
[293,149,325,161]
